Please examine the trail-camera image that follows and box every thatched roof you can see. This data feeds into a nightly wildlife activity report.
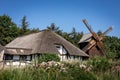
[5,47,32,55]
[0,45,6,52]
[0,45,5,61]
[78,33,92,43]
[6,30,88,57]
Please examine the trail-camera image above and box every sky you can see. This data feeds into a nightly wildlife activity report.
[0,0,120,37]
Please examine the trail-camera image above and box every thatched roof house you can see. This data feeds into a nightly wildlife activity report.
[5,30,88,63]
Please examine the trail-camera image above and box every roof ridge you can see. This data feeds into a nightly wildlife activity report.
[35,30,47,53]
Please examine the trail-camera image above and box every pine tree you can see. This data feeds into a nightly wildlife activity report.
[21,16,29,35]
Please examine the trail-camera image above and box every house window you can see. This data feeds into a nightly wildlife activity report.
[70,56,74,59]
[56,45,62,54]
[13,55,20,61]
[19,55,31,61]
[20,55,26,61]
[55,44,67,55]
[26,56,31,61]
[5,55,13,60]
[75,56,79,60]
[63,48,67,54]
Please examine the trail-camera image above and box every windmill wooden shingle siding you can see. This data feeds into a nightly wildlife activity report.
[78,19,112,58]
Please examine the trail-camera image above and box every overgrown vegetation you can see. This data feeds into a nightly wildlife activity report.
[103,36,120,59]
[87,56,110,72]
[38,53,60,63]
[0,14,39,45]
[0,62,96,80]
[87,56,120,80]
[0,59,120,80]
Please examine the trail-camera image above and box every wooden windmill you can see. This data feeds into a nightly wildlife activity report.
[79,19,112,57]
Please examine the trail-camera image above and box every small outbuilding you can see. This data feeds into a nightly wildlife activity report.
[78,33,103,57]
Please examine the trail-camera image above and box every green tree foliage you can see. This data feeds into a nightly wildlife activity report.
[47,23,59,32]
[20,16,40,35]
[38,53,60,63]
[20,16,29,35]
[0,14,20,45]
[47,23,62,35]
[103,36,120,59]
[97,30,120,59]
[97,30,102,36]
[0,15,40,45]
[0,14,14,28]
[69,27,83,47]
[30,28,40,33]
[62,32,71,41]
[62,27,83,47]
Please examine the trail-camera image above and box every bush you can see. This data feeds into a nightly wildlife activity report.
[87,56,110,72]
[63,62,97,80]
[101,74,120,80]
[38,53,60,63]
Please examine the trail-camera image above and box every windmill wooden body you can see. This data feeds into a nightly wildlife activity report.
[78,19,112,58]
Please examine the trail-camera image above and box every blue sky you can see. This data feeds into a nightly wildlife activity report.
[0,0,120,37]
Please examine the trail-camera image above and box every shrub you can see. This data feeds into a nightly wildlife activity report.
[0,70,12,80]
[0,64,96,80]
[64,62,97,80]
[38,53,60,63]
[87,56,110,72]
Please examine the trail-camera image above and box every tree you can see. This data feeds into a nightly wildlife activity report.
[62,32,71,42]
[103,36,120,59]
[47,23,59,32]
[68,27,83,47]
[0,14,13,28]
[20,16,29,35]
[97,30,102,36]
[47,23,62,35]
[0,14,20,45]
[69,27,76,39]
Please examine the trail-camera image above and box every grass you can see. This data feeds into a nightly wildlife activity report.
[0,62,96,80]
[0,59,120,80]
